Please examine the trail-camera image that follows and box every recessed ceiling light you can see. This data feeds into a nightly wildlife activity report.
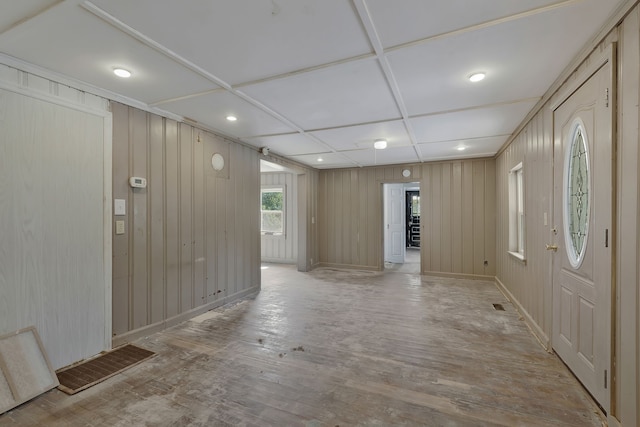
[469,72,486,83]
[113,68,131,78]
[317,157,324,162]
[457,146,467,151]
[374,138,388,150]
[226,115,237,122]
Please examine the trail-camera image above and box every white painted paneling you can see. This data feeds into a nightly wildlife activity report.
[160,90,296,139]
[89,0,371,85]
[245,133,328,156]
[0,2,217,104]
[366,0,559,48]
[0,0,59,34]
[410,101,538,143]
[341,146,420,166]
[242,57,401,130]
[261,172,298,263]
[0,70,111,370]
[309,120,410,152]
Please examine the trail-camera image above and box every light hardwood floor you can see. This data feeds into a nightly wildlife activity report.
[0,265,603,426]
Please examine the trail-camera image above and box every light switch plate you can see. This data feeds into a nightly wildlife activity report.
[115,220,125,235]
[114,199,126,216]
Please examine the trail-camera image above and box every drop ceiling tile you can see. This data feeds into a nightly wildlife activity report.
[240,57,401,130]
[242,133,329,156]
[0,0,59,34]
[410,100,537,144]
[89,0,372,85]
[288,152,357,169]
[419,136,508,162]
[387,0,620,116]
[160,91,296,138]
[309,120,410,151]
[366,0,560,48]
[0,2,217,104]
[340,146,420,167]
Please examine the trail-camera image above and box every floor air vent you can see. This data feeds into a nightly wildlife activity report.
[493,303,505,311]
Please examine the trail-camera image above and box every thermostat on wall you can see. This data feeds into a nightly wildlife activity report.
[129,177,147,188]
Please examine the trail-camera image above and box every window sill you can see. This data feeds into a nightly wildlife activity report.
[508,251,526,265]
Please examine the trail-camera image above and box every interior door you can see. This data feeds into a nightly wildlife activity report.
[384,184,405,263]
[551,54,613,412]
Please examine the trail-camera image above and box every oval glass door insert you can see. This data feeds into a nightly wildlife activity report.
[564,120,590,268]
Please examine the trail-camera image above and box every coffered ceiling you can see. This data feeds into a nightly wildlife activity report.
[0,0,626,168]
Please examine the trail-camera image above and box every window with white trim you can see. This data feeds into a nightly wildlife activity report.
[261,187,284,235]
[508,162,525,260]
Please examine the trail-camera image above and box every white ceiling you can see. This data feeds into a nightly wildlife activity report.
[0,0,625,169]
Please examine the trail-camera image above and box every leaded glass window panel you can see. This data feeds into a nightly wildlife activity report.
[565,123,590,267]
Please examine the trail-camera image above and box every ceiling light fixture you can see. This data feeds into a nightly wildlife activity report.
[226,115,237,121]
[113,68,131,78]
[469,72,486,83]
[317,157,324,162]
[374,138,388,150]
[457,146,467,151]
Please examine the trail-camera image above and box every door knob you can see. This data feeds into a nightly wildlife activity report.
[546,244,558,252]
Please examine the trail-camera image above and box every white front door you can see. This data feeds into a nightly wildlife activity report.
[551,49,613,412]
[384,184,405,264]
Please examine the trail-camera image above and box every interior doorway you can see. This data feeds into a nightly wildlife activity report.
[383,182,421,274]
[259,160,298,277]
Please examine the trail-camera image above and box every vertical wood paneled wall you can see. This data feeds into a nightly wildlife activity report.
[0,63,112,370]
[261,172,298,263]
[422,160,496,277]
[111,102,261,340]
[496,13,640,425]
[299,169,320,270]
[318,160,495,278]
[495,111,552,344]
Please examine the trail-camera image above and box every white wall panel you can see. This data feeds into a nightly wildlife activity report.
[0,65,111,370]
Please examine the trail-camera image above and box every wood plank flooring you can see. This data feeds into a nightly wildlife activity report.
[0,265,603,426]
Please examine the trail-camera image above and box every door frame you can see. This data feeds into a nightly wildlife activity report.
[378,178,422,271]
[549,42,617,416]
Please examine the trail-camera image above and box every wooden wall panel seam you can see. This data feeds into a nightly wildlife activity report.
[127,107,134,331]
[162,118,168,322]
[176,122,182,313]
[146,115,151,326]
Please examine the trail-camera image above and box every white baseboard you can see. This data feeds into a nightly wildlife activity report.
[112,285,260,347]
[495,277,550,351]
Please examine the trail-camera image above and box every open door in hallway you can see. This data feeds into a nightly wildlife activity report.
[384,183,406,264]
[551,46,614,413]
